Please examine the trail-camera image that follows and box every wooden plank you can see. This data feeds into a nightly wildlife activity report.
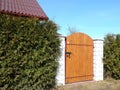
[65,32,93,84]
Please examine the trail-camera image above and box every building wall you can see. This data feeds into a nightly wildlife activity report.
[56,38,104,85]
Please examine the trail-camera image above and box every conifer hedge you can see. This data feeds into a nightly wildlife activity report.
[0,14,60,90]
[103,34,120,79]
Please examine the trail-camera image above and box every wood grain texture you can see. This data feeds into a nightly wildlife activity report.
[65,32,93,84]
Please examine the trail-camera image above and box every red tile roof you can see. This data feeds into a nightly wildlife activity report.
[0,0,48,20]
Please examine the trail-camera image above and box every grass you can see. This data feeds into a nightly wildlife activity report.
[57,79,120,90]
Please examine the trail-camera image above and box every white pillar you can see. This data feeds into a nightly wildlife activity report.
[93,39,104,81]
[56,35,66,86]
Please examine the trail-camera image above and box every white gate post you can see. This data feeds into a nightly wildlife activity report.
[93,39,104,81]
[56,35,66,86]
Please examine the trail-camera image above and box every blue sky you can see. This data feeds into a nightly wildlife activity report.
[38,0,120,39]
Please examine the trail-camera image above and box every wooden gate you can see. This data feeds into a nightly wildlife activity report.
[65,32,93,83]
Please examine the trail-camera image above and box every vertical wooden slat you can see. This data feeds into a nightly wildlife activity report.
[65,32,93,84]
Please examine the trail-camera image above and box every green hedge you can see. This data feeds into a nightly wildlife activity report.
[103,34,120,79]
[0,14,60,90]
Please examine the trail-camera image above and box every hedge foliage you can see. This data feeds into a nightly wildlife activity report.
[103,34,120,79]
[0,14,60,90]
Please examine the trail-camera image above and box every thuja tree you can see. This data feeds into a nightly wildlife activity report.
[103,34,120,79]
[0,14,60,90]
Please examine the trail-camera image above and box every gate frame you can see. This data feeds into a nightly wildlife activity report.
[56,33,103,86]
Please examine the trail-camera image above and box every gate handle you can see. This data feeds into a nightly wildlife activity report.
[65,52,72,58]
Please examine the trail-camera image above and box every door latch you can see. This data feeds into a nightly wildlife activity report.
[65,52,72,58]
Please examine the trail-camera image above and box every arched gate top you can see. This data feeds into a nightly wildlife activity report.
[66,32,93,45]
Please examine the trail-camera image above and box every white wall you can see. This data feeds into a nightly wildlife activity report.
[56,36,66,85]
[93,39,104,81]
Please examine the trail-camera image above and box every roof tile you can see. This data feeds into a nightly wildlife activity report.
[0,0,48,20]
